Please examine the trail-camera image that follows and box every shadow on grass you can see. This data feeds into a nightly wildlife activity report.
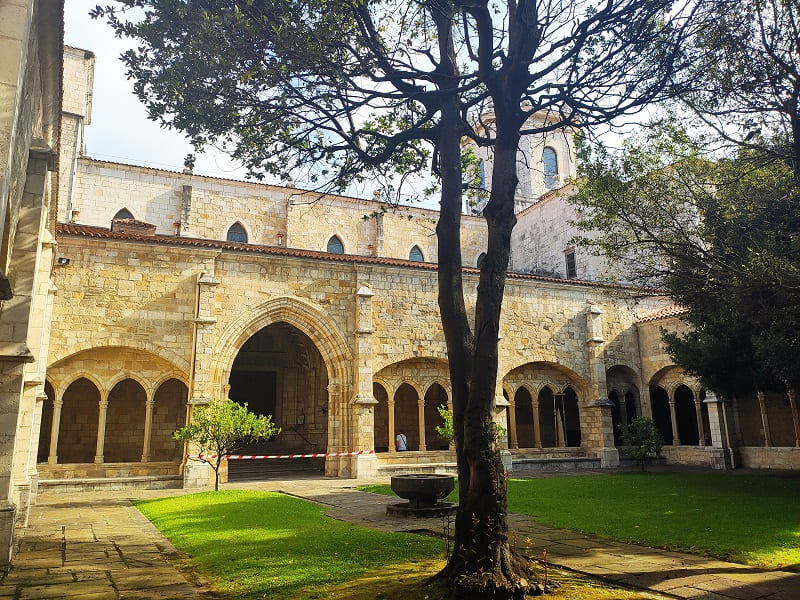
[135,490,443,600]
[360,471,800,570]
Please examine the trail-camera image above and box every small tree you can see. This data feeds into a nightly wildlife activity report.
[174,398,280,491]
[436,404,505,445]
[618,417,663,471]
[435,404,454,443]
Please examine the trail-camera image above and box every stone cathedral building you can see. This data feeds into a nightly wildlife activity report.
[2,10,799,567]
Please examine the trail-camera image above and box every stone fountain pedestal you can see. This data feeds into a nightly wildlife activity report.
[386,473,457,517]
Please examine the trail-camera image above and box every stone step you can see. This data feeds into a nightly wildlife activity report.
[227,457,325,481]
[36,461,181,480]
[511,456,601,473]
[38,474,183,493]
[510,447,587,459]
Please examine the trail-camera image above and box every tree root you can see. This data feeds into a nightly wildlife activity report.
[436,548,546,599]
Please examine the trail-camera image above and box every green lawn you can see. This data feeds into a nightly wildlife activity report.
[360,472,800,570]
[134,490,442,599]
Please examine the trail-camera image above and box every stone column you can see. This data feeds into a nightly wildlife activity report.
[184,270,219,488]
[94,395,109,464]
[532,395,542,448]
[494,396,511,451]
[787,389,800,448]
[351,285,378,478]
[141,397,155,462]
[704,391,732,469]
[388,396,396,452]
[639,385,653,420]
[508,395,519,449]
[757,391,771,447]
[417,396,426,451]
[619,392,629,427]
[694,397,706,446]
[668,395,681,445]
[582,303,618,466]
[190,272,219,405]
[554,394,566,448]
[47,389,64,465]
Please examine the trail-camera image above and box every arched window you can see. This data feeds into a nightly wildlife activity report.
[476,252,487,268]
[327,235,344,254]
[543,147,559,189]
[409,245,424,262]
[226,222,248,243]
[113,208,134,220]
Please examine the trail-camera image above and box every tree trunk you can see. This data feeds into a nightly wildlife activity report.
[434,87,534,596]
[214,457,222,491]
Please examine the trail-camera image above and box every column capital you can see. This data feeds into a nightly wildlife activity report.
[352,394,377,405]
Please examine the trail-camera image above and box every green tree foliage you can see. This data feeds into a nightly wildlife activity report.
[574,121,800,396]
[94,0,695,595]
[435,404,455,443]
[174,398,280,491]
[618,417,663,471]
[672,0,800,179]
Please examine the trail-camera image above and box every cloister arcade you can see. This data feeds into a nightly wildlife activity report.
[32,344,797,477]
[37,369,188,467]
[649,366,710,447]
[370,358,740,457]
[35,348,189,470]
[373,358,451,453]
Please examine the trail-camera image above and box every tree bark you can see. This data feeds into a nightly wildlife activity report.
[434,60,534,592]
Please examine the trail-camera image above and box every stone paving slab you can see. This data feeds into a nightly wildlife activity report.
[3,492,209,600]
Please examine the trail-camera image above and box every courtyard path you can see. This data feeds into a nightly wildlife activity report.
[3,476,799,600]
[2,490,209,600]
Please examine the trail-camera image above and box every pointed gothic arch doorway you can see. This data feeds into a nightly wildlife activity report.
[227,321,329,479]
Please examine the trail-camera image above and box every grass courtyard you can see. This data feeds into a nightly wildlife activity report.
[133,471,799,599]
[135,489,655,599]
[362,471,800,570]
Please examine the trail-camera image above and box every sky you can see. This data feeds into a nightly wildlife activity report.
[65,3,258,181]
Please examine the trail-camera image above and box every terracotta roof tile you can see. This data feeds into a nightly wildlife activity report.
[55,222,644,290]
[637,304,689,323]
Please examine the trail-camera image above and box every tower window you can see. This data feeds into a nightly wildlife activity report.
[477,252,487,268]
[409,245,424,262]
[227,222,248,243]
[565,249,577,278]
[543,147,559,189]
[327,235,344,254]
[113,208,134,221]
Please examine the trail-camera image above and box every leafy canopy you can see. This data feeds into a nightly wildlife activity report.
[618,417,663,471]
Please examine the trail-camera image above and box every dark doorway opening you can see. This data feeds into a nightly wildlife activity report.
[228,322,328,479]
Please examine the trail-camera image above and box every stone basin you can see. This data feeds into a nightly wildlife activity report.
[390,473,455,508]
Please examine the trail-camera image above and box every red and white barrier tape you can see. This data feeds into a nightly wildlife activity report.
[190,450,375,460]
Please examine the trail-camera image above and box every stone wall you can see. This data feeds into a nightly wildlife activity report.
[48,240,199,370]
[0,0,62,563]
[509,188,605,280]
[636,314,693,387]
[46,228,668,475]
[738,447,800,470]
[661,445,713,466]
